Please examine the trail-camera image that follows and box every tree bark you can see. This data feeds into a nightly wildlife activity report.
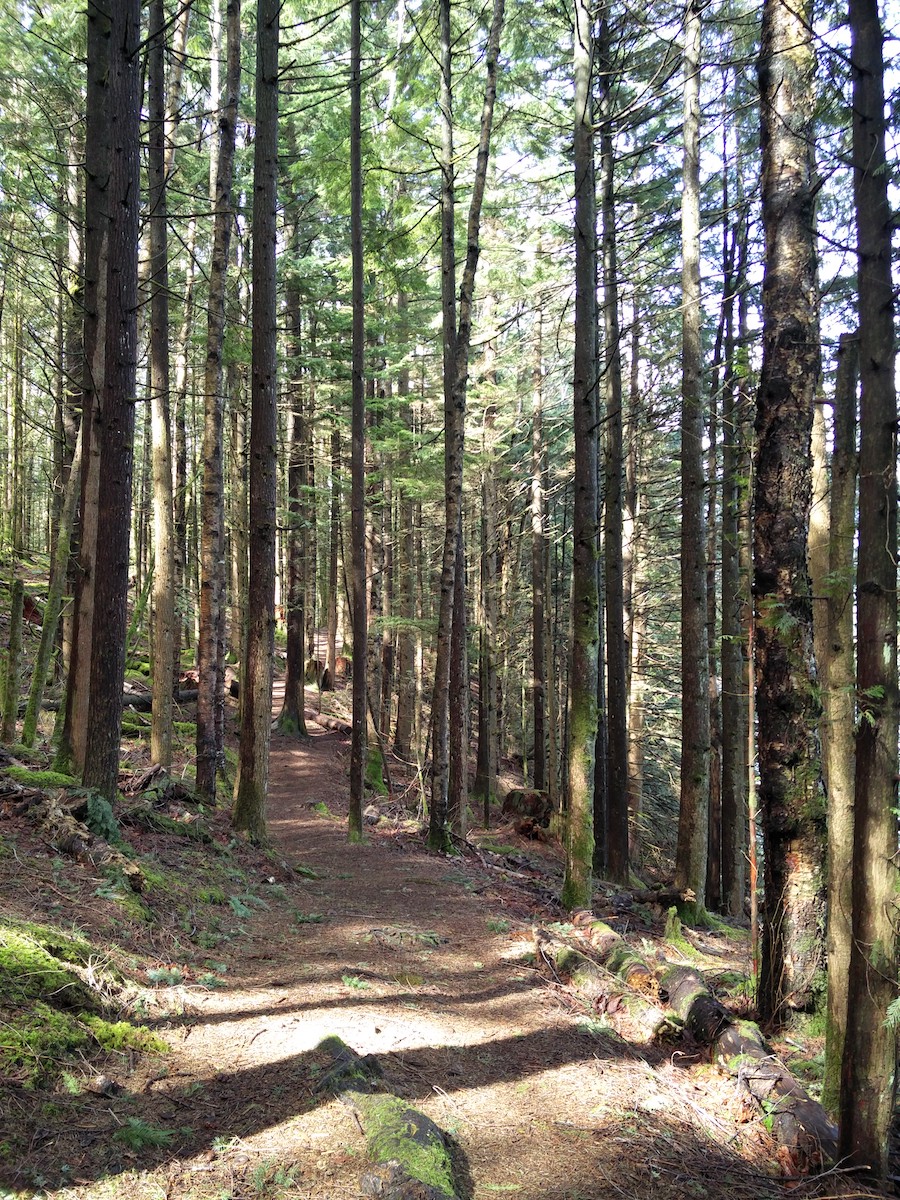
[148,0,176,771]
[598,10,628,884]
[348,0,367,840]
[838,0,899,1174]
[675,0,710,912]
[197,0,241,801]
[232,0,278,841]
[819,335,857,1117]
[754,0,824,1022]
[563,0,599,910]
[81,0,141,801]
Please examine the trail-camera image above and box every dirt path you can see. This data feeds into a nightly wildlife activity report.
[147,701,783,1200]
[0,685,798,1200]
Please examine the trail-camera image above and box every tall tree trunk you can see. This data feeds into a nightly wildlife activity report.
[232,0,278,840]
[148,0,176,770]
[530,313,546,792]
[474,400,499,822]
[720,212,749,919]
[197,0,241,800]
[393,293,416,754]
[754,0,824,1022]
[818,335,857,1117]
[326,420,341,693]
[563,0,598,910]
[56,0,110,777]
[598,10,628,884]
[839,0,898,1173]
[429,0,459,849]
[348,0,367,840]
[81,0,141,800]
[277,276,309,737]
[674,0,710,913]
[429,0,505,850]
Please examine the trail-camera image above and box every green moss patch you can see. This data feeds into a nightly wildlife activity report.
[0,920,167,1086]
[6,766,76,789]
[349,1091,457,1198]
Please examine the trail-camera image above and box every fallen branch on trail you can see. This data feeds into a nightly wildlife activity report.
[533,918,838,1168]
[304,708,352,736]
[316,1036,462,1200]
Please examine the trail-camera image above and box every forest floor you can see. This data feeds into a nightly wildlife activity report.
[0,678,888,1200]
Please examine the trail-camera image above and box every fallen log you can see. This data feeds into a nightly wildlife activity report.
[658,964,838,1163]
[534,928,672,1042]
[304,708,352,736]
[534,917,838,1167]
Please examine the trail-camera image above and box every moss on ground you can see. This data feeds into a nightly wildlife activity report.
[0,920,167,1086]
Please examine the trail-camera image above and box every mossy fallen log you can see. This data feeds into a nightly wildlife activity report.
[659,964,838,1163]
[316,1036,461,1200]
[535,920,838,1167]
[534,929,671,1040]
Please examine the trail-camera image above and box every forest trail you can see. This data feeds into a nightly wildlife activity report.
[1,683,792,1200]
[135,685,784,1200]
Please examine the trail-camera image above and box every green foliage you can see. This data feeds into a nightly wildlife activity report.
[342,975,370,990]
[84,792,121,843]
[146,966,184,986]
[294,911,326,924]
[486,918,510,933]
[112,1118,177,1151]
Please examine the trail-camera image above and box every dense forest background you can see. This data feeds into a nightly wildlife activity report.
[0,0,896,1181]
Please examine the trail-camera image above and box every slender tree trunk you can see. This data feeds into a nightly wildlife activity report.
[598,10,628,884]
[232,0,278,840]
[348,0,367,839]
[277,277,309,737]
[429,0,459,849]
[675,0,710,913]
[326,420,340,693]
[563,0,599,910]
[720,216,749,919]
[430,0,505,850]
[56,1,110,777]
[197,0,241,800]
[22,425,84,747]
[474,400,499,822]
[818,335,858,1117]
[149,0,176,770]
[531,313,547,792]
[394,293,416,754]
[839,0,898,1172]
[754,0,824,1021]
[1,580,23,744]
[81,0,141,800]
